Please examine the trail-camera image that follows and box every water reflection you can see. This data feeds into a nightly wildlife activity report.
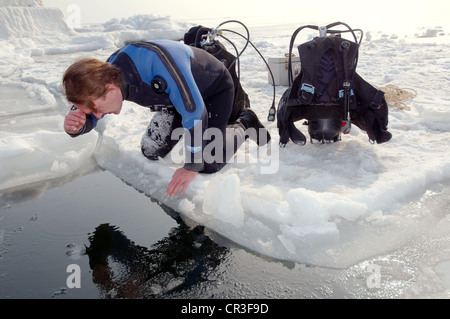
[85,212,229,299]
[0,159,99,209]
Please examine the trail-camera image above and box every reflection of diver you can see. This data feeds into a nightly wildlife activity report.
[85,214,228,299]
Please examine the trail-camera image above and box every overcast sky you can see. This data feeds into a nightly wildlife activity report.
[43,0,450,32]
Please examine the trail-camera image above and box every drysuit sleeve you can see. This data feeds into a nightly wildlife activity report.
[181,109,208,172]
[67,106,100,138]
[135,42,208,172]
[157,60,207,172]
[151,41,207,172]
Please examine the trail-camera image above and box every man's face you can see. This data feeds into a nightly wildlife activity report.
[74,83,123,118]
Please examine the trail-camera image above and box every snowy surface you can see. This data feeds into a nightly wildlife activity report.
[1,0,450,282]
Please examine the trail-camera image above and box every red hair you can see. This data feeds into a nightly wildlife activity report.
[63,58,121,111]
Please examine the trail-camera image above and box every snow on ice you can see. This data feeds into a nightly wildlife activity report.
[1,0,450,272]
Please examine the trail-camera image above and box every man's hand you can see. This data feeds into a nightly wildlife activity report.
[64,108,86,134]
[166,167,198,197]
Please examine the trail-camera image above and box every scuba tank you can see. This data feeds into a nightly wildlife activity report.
[184,21,277,124]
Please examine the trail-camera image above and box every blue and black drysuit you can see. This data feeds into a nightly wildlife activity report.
[69,40,237,173]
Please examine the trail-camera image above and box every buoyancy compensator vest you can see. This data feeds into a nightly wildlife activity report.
[275,22,392,146]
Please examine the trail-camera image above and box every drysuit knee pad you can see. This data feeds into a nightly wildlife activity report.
[141,109,182,160]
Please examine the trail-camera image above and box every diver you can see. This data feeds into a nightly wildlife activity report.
[62,40,271,197]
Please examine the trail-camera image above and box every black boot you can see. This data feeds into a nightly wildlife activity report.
[235,109,271,146]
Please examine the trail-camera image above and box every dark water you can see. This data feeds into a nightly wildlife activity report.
[0,168,179,298]
[1,167,326,300]
[4,166,440,301]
